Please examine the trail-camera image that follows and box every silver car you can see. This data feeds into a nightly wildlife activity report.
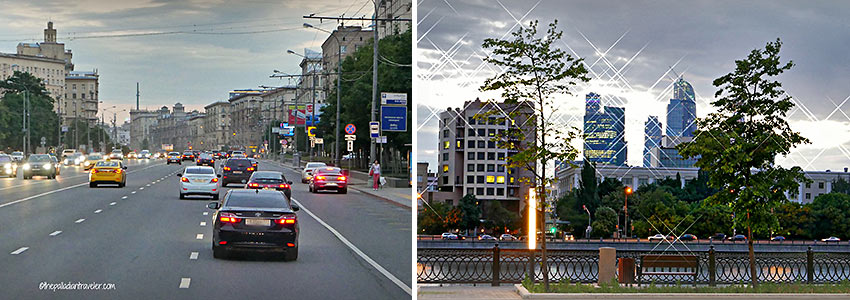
[301,162,327,183]
[178,166,220,200]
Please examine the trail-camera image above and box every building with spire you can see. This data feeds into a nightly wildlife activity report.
[666,77,696,137]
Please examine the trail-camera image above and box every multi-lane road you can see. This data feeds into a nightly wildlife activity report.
[0,158,411,299]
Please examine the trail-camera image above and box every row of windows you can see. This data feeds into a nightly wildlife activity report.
[466,175,513,184]
[467,163,506,172]
[466,116,507,126]
[804,182,826,189]
[467,151,506,161]
[466,187,516,197]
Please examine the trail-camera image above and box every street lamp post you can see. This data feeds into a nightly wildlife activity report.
[583,205,591,239]
[624,186,632,239]
[303,23,342,166]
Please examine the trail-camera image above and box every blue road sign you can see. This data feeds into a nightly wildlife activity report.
[380,106,407,132]
[370,121,380,138]
[345,123,356,135]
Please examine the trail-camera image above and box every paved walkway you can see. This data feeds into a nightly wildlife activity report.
[418,285,520,300]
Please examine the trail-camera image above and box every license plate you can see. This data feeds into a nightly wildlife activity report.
[245,219,270,226]
[233,171,242,174]
[192,179,206,183]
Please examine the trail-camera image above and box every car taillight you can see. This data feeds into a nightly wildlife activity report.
[220,212,240,223]
[181,177,189,182]
[337,176,346,181]
[315,175,326,181]
[247,167,255,171]
[248,183,259,188]
[223,166,231,171]
[91,169,98,173]
[276,215,296,225]
[210,178,218,183]
[279,183,289,189]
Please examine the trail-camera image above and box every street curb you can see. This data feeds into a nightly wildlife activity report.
[264,159,411,209]
[514,284,850,299]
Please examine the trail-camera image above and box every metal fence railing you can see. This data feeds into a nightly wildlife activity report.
[417,246,850,286]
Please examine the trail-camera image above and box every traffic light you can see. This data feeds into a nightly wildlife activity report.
[550,227,557,234]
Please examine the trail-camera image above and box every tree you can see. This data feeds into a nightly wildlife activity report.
[677,38,808,287]
[809,193,850,240]
[555,191,587,235]
[775,201,812,239]
[576,160,601,213]
[476,19,590,291]
[591,206,617,238]
[483,200,517,233]
[832,176,850,195]
[418,201,462,234]
[0,71,59,151]
[597,177,624,200]
[458,194,481,234]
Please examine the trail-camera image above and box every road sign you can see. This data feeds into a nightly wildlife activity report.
[40,136,46,147]
[345,123,356,135]
[380,106,407,132]
[271,127,280,133]
[381,92,408,106]
[315,138,324,145]
[307,126,317,137]
[280,139,288,145]
[369,121,380,138]
[347,140,354,152]
[280,122,295,137]
[61,126,68,133]
[376,136,388,144]
[345,134,356,141]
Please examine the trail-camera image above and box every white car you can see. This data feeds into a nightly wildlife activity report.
[61,149,77,159]
[822,237,841,243]
[500,234,518,241]
[139,150,152,159]
[109,149,124,160]
[178,166,220,200]
[10,151,24,161]
[301,162,327,183]
[648,234,671,241]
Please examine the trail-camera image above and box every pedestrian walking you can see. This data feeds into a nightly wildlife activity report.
[368,160,381,190]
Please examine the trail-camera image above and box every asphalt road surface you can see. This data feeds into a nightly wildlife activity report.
[0,158,411,299]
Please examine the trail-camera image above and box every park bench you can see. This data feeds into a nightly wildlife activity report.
[637,254,699,286]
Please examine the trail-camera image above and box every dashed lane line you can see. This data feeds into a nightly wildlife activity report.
[10,247,28,255]
[94,209,102,214]
[189,252,199,260]
[109,202,116,206]
[49,231,62,236]
[195,234,203,240]
[121,196,128,199]
[179,278,191,289]
[200,222,206,227]
[75,218,85,223]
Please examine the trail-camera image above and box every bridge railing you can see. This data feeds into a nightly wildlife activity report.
[417,245,850,286]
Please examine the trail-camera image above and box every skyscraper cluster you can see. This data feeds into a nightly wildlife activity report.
[583,92,627,166]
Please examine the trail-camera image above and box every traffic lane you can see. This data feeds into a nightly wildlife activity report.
[257,160,412,287]
[0,164,197,299]
[0,160,408,299]
[0,159,164,206]
[0,162,183,257]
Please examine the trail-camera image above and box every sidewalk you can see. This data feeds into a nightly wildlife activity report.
[263,159,411,208]
[418,284,520,300]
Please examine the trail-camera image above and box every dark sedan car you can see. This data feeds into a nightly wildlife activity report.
[728,234,747,241]
[22,154,57,179]
[196,153,215,166]
[221,158,255,186]
[181,151,195,161]
[208,189,300,260]
[166,152,182,164]
[246,171,292,199]
[308,167,348,194]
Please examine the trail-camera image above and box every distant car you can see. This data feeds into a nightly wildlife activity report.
[61,149,77,159]
[771,236,786,242]
[178,166,220,200]
[108,149,124,160]
[728,234,747,241]
[127,151,137,159]
[301,162,327,183]
[208,189,300,261]
[63,153,84,166]
[246,171,292,200]
[166,152,182,164]
[21,154,57,179]
[196,153,215,166]
[648,234,669,241]
[0,154,17,177]
[220,158,255,186]
[500,234,518,241]
[82,153,104,170]
[710,233,727,241]
[679,234,698,241]
[478,235,496,241]
[181,151,195,161]
[308,167,348,194]
[10,151,24,161]
[139,150,152,159]
[89,160,127,187]
[444,233,459,240]
[231,151,245,158]
[822,237,841,243]
[441,232,454,239]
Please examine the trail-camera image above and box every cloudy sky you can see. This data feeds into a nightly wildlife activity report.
[417,0,850,172]
[0,0,375,122]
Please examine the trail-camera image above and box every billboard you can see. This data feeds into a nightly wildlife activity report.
[287,104,324,126]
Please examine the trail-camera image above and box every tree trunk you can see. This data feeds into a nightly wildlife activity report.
[747,214,758,287]
[540,189,549,291]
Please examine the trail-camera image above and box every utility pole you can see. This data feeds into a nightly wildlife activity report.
[74,101,78,151]
[136,82,140,110]
[57,97,62,151]
[22,90,28,155]
[112,111,117,150]
[310,71,316,159]
[370,0,379,166]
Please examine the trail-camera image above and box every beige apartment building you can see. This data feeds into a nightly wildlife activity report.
[321,26,371,91]
[65,70,99,125]
[376,0,412,39]
[203,101,231,150]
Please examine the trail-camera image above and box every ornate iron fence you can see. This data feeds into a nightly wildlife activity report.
[418,245,850,286]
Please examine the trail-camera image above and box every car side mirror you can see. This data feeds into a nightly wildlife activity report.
[122,166,128,170]
[217,174,222,178]
[177,173,182,177]
[291,204,300,212]
[287,181,293,185]
[207,202,220,209]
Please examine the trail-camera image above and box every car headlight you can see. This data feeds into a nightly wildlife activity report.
[3,163,10,169]
[23,163,30,170]
[44,163,52,169]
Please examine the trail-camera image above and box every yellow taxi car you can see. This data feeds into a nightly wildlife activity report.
[89,160,127,188]
[82,153,104,171]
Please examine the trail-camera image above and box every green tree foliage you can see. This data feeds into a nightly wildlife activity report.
[809,193,850,240]
[555,191,587,235]
[0,71,60,150]
[677,38,808,287]
[476,19,590,291]
[576,160,600,213]
[418,201,462,235]
[775,201,812,239]
[630,187,689,238]
[832,176,850,195]
[597,177,624,200]
[591,206,617,238]
[482,200,517,233]
[457,194,481,233]
[317,30,411,164]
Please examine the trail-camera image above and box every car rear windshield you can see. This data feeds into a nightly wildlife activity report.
[186,167,214,174]
[226,193,290,209]
[0,156,11,163]
[316,168,342,174]
[28,155,51,162]
[169,152,180,155]
[96,161,120,167]
[112,150,122,153]
[306,163,326,169]
[199,154,213,159]
[226,159,251,166]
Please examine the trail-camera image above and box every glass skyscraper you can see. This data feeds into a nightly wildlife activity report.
[584,93,627,166]
[666,78,696,137]
[644,116,662,167]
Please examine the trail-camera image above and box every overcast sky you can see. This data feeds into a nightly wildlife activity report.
[417,0,850,173]
[0,0,375,122]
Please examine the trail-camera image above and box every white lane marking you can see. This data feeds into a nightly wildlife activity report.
[121,196,128,199]
[189,252,199,260]
[139,187,144,190]
[10,247,28,255]
[75,218,85,223]
[94,209,102,214]
[49,231,62,236]
[203,212,208,216]
[131,191,137,194]
[109,202,116,206]
[195,234,203,240]
[200,222,206,227]
[179,278,191,289]
[146,184,150,187]
[291,198,412,295]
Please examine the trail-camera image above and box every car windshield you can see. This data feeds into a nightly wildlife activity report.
[140,150,149,153]
[88,155,103,160]
[253,177,283,184]
[169,152,180,155]
[12,152,23,155]
[0,156,11,163]
[112,150,122,153]
[183,152,193,155]
[316,168,342,175]
[185,167,214,174]
[199,154,213,159]
[226,159,251,166]
[226,193,290,209]
[306,163,326,169]
[28,155,51,162]
[96,161,120,167]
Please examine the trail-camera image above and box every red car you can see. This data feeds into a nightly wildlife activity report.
[308,167,348,194]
